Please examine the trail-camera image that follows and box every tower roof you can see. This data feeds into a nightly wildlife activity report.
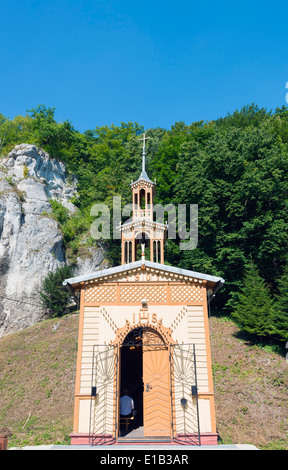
[131,132,154,186]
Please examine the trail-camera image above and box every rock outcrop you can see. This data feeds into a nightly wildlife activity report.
[0,144,105,337]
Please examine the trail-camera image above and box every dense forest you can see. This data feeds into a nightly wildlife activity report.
[1,104,288,344]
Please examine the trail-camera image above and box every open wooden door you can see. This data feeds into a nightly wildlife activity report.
[142,329,171,438]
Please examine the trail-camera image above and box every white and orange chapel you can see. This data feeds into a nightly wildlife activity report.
[64,134,224,446]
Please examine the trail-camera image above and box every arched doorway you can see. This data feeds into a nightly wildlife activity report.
[119,326,171,439]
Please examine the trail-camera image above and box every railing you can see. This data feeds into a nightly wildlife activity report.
[133,210,153,220]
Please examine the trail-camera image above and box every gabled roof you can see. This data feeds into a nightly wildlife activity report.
[63,259,225,292]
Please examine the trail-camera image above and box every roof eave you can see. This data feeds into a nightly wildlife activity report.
[63,260,225,290]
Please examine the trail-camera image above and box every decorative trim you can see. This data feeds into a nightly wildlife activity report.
[111,319,177,347]
[63,260,225,288]
[84,281,203,304]
[170,306,187,333]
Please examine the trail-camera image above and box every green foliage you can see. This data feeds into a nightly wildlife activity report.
[273,263,288,341]
[231,263,275,338]
[23,164,29,178]
[1,103,288,344]
[215,103,271,130]
[0,113,34,154]
[49,199,70,226]
[48,200,98,263]
[40,266,74,318]
[169,114,288,314]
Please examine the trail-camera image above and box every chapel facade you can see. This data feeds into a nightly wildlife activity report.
[64,135,224,446]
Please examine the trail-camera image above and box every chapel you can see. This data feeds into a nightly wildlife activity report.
[63,134,224,446]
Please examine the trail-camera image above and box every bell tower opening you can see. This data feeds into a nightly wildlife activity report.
[139,188,146,210]
[135,231,150,262]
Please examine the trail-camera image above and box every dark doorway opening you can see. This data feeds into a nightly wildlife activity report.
[120,329,144,436]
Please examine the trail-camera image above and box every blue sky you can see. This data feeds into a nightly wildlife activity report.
[0,0,287,132]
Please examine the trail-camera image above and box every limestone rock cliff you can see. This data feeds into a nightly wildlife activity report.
[0,144,105,337]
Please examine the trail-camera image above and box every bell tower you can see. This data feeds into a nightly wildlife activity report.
[119,133,167,265]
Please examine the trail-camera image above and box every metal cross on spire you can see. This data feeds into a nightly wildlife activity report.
[138,132,150,172]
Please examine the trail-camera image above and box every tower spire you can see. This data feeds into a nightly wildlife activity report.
[138,132,150,174]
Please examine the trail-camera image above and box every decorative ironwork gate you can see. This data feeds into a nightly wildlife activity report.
[89,344,119,445]
[89,334,200,446]
[170,343,201,445]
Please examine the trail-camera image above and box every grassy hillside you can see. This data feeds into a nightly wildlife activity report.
[0,314,78,447]
[0,314,287,450]
[210,316,288,450]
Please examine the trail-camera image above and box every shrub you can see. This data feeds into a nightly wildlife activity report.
[40,265,74,318]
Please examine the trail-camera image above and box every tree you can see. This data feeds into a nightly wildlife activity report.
[231,263,275,338]
[28,105,58,147]
[170,117,288,311]
[40,265,74,317]
[0,113,33,153]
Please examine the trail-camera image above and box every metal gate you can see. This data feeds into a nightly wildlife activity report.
[89,337,200,446]
[89,344,119,445]
[170,343,201,445]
